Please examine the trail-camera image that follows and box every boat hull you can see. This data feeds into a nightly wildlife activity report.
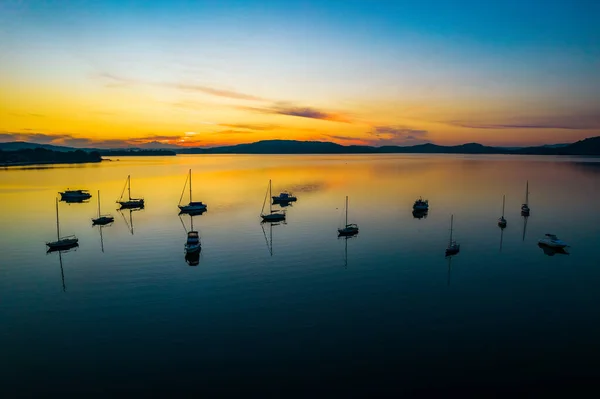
[413,205,428,211]
[92,216,114,225]
[262,213,285,222]
[272,196,297,202]
[185,243,201,253]
[179,204,207,213]
[338,228,359,236]
[118,199,145,209]
[537,239,567,248]
[46,238,79,250]
[60,192,91,201]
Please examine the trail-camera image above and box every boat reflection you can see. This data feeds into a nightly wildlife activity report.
[499,226,504,252]
[97,225,108,252]
[119,208,142,235]
[46,247,77,292]
[180,214,201,266]
[522,215,529,241]
[185,250,200,266]
[339,234,357,269]
[538,243,569,256]
[261,220,286,256]
[412,209,428,219]
[446,255,454,286]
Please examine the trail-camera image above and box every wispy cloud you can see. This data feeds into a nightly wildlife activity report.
[97,72,264,101]
[218,123,279,130]
[447,114,600,130]
[365,125,430,145]
[0,131,188,148]
[242,103,351,123]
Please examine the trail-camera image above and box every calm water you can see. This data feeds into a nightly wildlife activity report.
[1,154,600,395]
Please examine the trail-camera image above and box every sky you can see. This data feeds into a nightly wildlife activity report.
[1,0,599,148]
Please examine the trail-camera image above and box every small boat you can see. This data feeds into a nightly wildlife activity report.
[338,196,359,236]
[497,194,507,228]
[92,190,114,225]
[46,198,79,251]
[413,197,429,211]
[521,181,530,216]
[59,189,91,202]
[117,175,144,209]
[184,213,201,253]
[261,180,286,222]
[272,191,297,203]
[445,214,460,256]
[537,234,568,248]
[178,169,207,213]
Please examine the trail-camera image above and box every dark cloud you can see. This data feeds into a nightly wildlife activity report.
[447,114,600,130]
[213,130,255,135]
[322,134,361,142]
[366,125,430,145]
[0,132,186,148]
[8,112,45,118]
[242,103,351,123]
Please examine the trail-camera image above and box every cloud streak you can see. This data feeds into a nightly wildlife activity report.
[242,103,351,123]
[447,114,600,130]
[365,125,430,145]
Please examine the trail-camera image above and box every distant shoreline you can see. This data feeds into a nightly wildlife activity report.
[1,159,103,168]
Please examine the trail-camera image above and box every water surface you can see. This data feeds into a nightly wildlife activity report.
[1,154,599,395]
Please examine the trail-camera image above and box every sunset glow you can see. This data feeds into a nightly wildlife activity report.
[1,0,599,147]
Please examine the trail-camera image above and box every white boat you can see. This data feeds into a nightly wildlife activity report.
[178,169,207,213]
[272,191,297,202]
[445,214,460,256]
[497,194,507,228]
[521,181,530,215]
[338,196,359,236]
[92,190,114,225]
[261,180,286,222]
[59,189,91,201]
[538,234,568,248]
[413,197,429,211]
[46,198,79,251]
[117,175,144,209]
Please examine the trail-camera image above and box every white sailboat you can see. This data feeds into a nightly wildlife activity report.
[92,190,114,225]
[521,181,530,215]
[497,194,507,228]
[117,175,144,209]
[46,198,79,251]
[178,169,207,213]
[338,196,359,236]
[261,180,286,222]
[445,214,460,256]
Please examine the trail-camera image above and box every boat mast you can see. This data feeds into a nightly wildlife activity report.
[502,195,505,217]
[189,169,192,203]
[345,196,348,227]
[55,198,60,240]
[449,214,454,244]
[525,181,529,205]
[97,190,101,218]
[128,175,132,200]
[269,179,273,213]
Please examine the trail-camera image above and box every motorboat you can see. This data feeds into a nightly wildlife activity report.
[413,197,429,211]
[46,198,79,251]
[272,191,297,203]
[538,243,569,256]
[261,180,286,222]
[178,169,207,213]
[92,190,114,225]
[59,189,91,201]
[537,234,568,248]
[117,175,145,209]
[445,214,460,256]
[338,196,359,236]
[185,231,201,253]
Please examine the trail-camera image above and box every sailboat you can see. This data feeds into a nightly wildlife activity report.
[497,194,507,228]
[92,190,114,225]
[445,214,460,256]
[338,196,359,236]
[261,180,285,222]
[178,169,207,213]
[521,181,531,215]
[117,175,144,209]
[46,198,79,251]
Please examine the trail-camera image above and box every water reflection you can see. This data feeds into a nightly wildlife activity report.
[522,216,529,241]
[180,213,202,266]
[499,226,504,252]
[46,248,77,292]
[446,255,454,286]
[118,208,142,235]
[339,235,357,269]
[538,243,569,256]
[261,220,286,256]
